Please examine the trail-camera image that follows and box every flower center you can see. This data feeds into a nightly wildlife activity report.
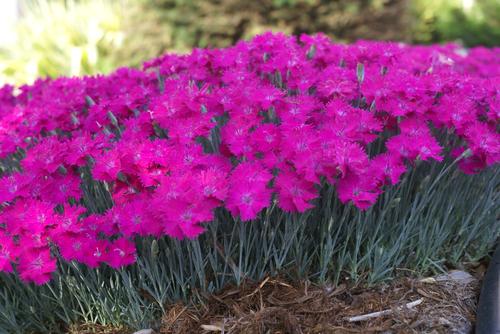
[241,193,254,205]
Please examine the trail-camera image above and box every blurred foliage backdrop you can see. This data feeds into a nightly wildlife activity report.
[0,0,498,85]
[0,0,126,85]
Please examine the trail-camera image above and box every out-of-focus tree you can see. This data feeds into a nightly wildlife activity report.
[147,0,410,46]
[1,0,497,86]
[3,0,416,84]
[412,0,500,47]
[0,0,126,85]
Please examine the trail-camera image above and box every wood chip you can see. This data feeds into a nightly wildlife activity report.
[347,298,423,322]
[201,324,224,331]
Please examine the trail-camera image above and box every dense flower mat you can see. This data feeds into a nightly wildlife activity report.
[0,33,498,284]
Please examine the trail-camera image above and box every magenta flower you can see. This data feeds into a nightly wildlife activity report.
[66,132,101,167]
[198,168,229,201]
[0,234,15,273]
[316,66,357,100]
[226,162,273,221]
[106,238,137,269]
[250,124,281,153]
[465,122,500,166]
[21,137,68,174]
[18,248,56,285]
[371,153,407,185]
[276,169,318,213]
[57,234,86,262]
[336,173,380,210]
[158,196,215,239]
[0,172,34,203]
[42,172,82,204]
[92,149,123,181]
[117,197,162,237]
[80,239,110,268]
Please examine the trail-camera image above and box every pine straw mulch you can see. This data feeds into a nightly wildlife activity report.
[159,273,481,334]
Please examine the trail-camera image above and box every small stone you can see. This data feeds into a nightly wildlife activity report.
[420,277,437,283]
[133,329,153,334]
[435,270,475,284]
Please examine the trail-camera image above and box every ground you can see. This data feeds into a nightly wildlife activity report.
[70,262,485,334]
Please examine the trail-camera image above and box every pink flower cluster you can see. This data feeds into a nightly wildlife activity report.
[0,33,498,284]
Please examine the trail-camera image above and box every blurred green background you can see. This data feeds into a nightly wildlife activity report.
[0,0,498,85]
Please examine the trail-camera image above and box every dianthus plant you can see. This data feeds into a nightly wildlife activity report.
[0,33,498,284]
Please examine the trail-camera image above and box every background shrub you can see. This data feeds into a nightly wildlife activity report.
[1,0,498,85]
[0,0,126,85]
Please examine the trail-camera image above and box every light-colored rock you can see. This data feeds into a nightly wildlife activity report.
[420,270,475,285]
[435,270,475,284]
[133,329,153,334]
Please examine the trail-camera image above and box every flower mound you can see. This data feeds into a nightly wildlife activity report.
[0,33,498,284]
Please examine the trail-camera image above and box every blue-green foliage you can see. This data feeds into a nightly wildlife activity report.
[0,159,498,333]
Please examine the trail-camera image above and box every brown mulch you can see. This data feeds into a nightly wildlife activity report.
[69,266,485,334]
[159,274,480,334]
